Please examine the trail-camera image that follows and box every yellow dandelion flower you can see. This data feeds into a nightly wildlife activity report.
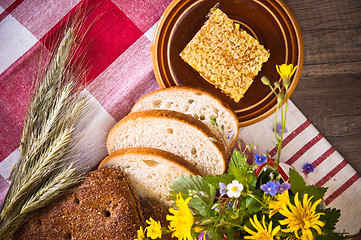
[279,193,325,239]
[166,193,195,240]
[194,226,204,233]
[269,191,290,217]
[276,64,297,79]
[145,217,162,239]
[244,215,281,240]
[135,226,145,240]
[285,237,297,240]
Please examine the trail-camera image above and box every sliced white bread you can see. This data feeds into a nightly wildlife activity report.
[98,147,200,206]
[107,109,226,176]
[131,86,239,154]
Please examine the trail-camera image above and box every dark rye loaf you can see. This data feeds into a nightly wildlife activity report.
[12,168,144,240]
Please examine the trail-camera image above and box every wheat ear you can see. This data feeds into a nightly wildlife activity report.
[0,26,87,240]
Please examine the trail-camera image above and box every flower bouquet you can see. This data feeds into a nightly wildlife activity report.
[135,65,358,240]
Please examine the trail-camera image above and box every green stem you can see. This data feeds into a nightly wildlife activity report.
[282,87,289,143]
[276,102,283,165]
[274,104,280,143]
[275,85,289,169]
[218,220,245,230]
[243,193,266,208]
[269,85,278,96]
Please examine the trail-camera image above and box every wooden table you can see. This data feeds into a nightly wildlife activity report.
[283,0,361,174]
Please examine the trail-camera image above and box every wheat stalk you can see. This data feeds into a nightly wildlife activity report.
[0,164,79,239]
[20,163,79,214]
[0,25,88,240]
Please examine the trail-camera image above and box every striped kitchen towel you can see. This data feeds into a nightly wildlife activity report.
[0,0,360,235]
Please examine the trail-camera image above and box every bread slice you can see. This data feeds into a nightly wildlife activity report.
[131,86,239,154]
[107,110,226,176]
[99,148,200,206]
[13,168,144,240]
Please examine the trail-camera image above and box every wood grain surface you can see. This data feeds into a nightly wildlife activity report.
[283,0,361,174]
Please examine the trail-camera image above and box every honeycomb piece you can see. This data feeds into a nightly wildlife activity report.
[180,8,270,102]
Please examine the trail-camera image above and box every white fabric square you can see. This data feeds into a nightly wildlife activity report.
[145,21,158,41]
[0,90,117,182]
[0,15,38,74]
[70,89,117,170]
[0,148,20,183]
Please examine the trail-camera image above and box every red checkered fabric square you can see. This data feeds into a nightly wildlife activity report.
[112,0,173,32]
[0,43,47,160]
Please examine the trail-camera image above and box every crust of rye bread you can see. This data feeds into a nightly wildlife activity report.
[12,168,145,240]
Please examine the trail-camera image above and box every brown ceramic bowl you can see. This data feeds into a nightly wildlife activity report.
[151,0,303,127]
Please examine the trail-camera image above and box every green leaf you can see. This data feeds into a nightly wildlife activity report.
[304,185,328,202]
[228,148,255,188]
[229,166,243,182]
[289,168,306,193]
[224,227,235,240]
[204,174,234,189]
[321,208,341,231]
[315,231,344,240]
[205,229,216,240]
[229,149,248,170]
[170,175,209,194]
[313,208,342,240]
[209,184,217,198]
[189,198,209,216]
[256,167,278,189]
[245,196,262,213]
[169,175,214,215]
[210,115,218,129]
[246,172,257,189]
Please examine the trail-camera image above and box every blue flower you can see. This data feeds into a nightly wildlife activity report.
[219,182,226,196]
[302,163,314,175]
[209,136,217,142]
[254,153,267,166]
[211,203,219,212]
[198,191,207,197]
[275,181,291,194]
[273,122,287,137]
[227,131,235,140]
[260,181,277,196]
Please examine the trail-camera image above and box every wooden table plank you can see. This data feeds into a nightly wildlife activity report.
[283,0,361,173]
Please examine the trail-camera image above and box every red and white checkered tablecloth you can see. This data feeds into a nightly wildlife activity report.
[0,0,360,235]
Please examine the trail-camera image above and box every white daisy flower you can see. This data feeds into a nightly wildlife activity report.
[226,180,244,198]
